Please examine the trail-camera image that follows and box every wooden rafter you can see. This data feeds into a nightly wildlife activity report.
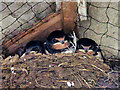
[61,2,77,34]
[3,2,78,56]
[3,11,62,55]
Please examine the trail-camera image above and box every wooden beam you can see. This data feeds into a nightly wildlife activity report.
[3,12,62,55]
[61,2,77,34]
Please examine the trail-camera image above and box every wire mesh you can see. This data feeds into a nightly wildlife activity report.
[0,1,119,88]
[76,1,120,60]
[0,1,120,60]
[0,1,56,43]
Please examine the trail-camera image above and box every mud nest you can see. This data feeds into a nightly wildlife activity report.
[1,52,119,88]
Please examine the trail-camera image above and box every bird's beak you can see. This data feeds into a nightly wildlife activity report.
[81,45,91,52]
[84,48,89,52]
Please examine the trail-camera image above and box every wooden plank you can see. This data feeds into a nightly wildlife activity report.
[61,2,77,34]
[3,12,62,55]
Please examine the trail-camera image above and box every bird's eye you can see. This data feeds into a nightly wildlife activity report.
[60,40,65,44]
[52,38,59,43]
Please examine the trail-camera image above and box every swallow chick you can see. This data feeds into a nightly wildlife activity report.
[20,40,45,57]
[44,30,76,54]
[25,40,45,54]
[76,38,105,62]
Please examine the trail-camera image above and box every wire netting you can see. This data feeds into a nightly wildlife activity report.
[0,2,56,43]
[0,1,120,60]
[76,2,120,60]
[0,1,119,89]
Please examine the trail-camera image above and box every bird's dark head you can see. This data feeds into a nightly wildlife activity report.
[47,30,66,42]
[46,30,70,50]
[76,38,98,55]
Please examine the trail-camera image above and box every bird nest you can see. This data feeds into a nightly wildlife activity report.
[1,52,119,88]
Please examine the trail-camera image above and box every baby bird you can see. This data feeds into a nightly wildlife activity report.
[76,38,105,62]
[44,30,76,54]
[25,40,45,54]
[18,40,45,57]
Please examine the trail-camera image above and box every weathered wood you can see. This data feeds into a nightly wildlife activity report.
[61,2,77,34]
[3,2,78,56]
[3,12,62,55]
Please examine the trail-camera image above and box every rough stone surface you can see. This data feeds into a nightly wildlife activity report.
[1,2,56,42]
[79,2,119,57]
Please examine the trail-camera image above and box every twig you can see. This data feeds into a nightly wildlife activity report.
[72,73,82,87]
[35,79,47,88]
[79,69,91,72]
[76,72,91,88]
[91,64,106,75]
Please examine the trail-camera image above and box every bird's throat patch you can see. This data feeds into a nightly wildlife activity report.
[52,40,70,50]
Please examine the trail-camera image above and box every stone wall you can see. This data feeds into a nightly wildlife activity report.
[1,2,56,42]
[79,2,119,58]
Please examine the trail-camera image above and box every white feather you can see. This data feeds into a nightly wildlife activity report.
[71,82,75,86]
[21,53,26,58]
[67,82,71,87]
[11,67,14,71]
